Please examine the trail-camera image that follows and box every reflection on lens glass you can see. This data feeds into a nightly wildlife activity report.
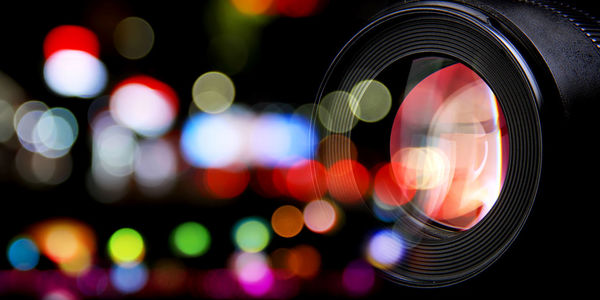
[390,57,508,230]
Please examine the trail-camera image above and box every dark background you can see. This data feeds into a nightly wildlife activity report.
[1,0,596,298]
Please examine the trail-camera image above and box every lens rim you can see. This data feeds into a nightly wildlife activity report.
[312,1,543,287]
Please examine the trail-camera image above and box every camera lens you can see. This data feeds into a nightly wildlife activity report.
[313,0,600,287]
[391,57,508,230]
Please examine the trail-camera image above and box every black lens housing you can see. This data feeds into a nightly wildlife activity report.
[314,0,600,287]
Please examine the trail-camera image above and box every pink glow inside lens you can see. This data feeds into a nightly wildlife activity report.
[390,58,509,230]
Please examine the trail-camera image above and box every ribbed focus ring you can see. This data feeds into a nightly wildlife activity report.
[316,3,542,287]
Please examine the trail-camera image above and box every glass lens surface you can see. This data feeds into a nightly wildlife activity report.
[390,57,509,230]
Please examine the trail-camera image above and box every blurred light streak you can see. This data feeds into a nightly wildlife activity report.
[182,109,315,168]
[232,217,271,253]
[170,222,211,257]
[181,112,247,168]
[250,113,316,167]
[109,76,179,137]
[114,17,155,60]
[44,50,107,98]
[249,113,293,167]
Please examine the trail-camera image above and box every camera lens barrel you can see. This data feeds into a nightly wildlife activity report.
[315,0,599,287]
[458,0,600,113]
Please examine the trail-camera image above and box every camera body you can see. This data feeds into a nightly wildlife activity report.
[316,0,599,289]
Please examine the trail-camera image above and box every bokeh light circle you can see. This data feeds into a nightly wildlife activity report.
[233,217,271,253]
[44,25,100,59]
[285,159,328,202]
[366,229,404,269]
[349,79,392,123]
[110,76,178,137]
[192,71,235,114]
[327,159,370,204]
[271,205,304,238]
[286,244,321,279]
[44,50,108,98]
[318,90,358,133]
[133,138,177,194]
[303,199,337,233]
[203,166,251,199]
[108,228,145,266]
[110,263,149,294]
[171,222,211,257]
[114,17,155,60]
[7,237,40,271]
[342,259,375,296]
[232,251,275,297]
[34,107,79,158]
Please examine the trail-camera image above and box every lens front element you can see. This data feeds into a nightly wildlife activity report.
[390,58,508,230]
